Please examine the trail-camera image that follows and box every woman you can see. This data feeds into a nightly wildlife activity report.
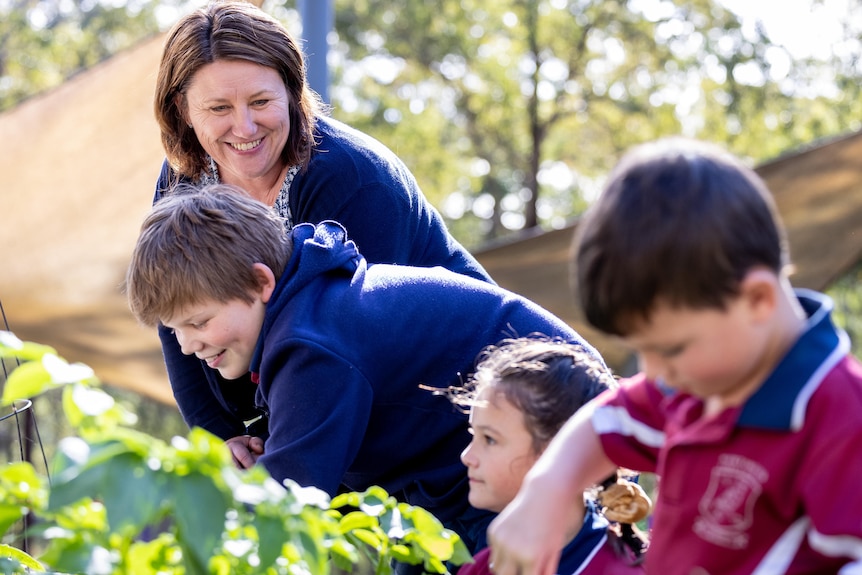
[152,1,493,449]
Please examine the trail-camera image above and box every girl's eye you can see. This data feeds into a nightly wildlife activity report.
[482,434,497,446]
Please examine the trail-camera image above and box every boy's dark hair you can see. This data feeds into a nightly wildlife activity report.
[125,184,292,327]
[574,137,790,337]
[455,337,614,453]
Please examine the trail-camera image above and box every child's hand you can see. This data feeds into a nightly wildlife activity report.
[486,486,573,575]
[226,435,265,469]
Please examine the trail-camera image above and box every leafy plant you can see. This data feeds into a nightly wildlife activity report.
[0,331,470,575]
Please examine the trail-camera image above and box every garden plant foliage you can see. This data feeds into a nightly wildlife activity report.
[0,331,471,575]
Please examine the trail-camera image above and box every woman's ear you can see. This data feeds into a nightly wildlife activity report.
[740,267,779,321]
[252,263,277,303]
[174,92,192,127]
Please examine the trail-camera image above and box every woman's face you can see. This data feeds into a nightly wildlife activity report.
[184,59,290,191]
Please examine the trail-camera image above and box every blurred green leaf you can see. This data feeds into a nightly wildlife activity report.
[173,471,229,570]
[252,512,288,571]
[0,544,44,571]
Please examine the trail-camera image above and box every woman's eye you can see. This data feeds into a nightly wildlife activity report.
[251,99,269,106]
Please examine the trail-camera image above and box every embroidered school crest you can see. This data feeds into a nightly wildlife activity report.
[693,454,769,549]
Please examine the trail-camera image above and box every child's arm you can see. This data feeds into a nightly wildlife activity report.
[487,400,617,575]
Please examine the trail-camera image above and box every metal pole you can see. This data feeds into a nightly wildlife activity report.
[298,0,333,104]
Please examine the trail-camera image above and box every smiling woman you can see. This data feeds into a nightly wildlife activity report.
[150,0,494,468]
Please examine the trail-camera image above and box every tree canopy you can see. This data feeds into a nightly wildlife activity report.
[3,0,860,243]
[329,0,862,243]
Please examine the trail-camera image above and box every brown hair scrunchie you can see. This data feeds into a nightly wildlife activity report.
[598,478,652,524]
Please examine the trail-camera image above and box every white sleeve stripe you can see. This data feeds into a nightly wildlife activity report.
[752,517,808,575]
[810,528,862,560]
[592,405,665,448]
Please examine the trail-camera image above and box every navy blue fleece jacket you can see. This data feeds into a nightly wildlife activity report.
[247,221,599,528]
[154,116,493,439]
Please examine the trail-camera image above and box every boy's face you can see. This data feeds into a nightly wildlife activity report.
[164,295,268,380]
[624,294,771,409]
[460,386,541,513]
[162,264,276,380]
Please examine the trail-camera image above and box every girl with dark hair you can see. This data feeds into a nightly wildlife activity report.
[447,337,649,574]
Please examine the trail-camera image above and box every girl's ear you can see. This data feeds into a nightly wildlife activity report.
[252,263,277,303]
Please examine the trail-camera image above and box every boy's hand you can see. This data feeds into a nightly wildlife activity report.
[226,435,265,469]
[486,487,571,575]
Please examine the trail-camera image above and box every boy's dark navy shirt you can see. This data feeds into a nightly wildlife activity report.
[246,220,599,528]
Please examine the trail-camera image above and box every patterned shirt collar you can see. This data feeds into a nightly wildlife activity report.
[200,155,300,228]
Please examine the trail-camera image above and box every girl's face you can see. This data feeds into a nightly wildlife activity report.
[460,385,541,513]
[184,59,291,192]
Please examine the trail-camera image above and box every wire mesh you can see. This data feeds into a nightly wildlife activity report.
[0,298,50,555]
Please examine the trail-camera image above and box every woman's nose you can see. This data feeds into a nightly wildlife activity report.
[232,107,256,138]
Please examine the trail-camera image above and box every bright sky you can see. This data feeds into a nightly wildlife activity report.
[719,0,850,59]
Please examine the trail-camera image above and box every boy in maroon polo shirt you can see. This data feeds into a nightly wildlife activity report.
[486,138,862,575]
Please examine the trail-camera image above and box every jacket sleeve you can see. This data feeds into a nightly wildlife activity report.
[256,338,373,495]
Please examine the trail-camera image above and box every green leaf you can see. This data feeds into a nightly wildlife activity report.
[126,536,177,574]
[0,506,24,539]
[47,463,106,512]
[331,491,362,509]
[172,471,229,569]
[389,543,415,563]
[40,540,113,575]
[0,462,44,500]
[1,360,57,405]
[0,543,44,570]
[0,332,56,361]
[339,510,378,532]
[351,528,382,549]
[449,536,472,567]
[252,512,288,571]
[100,453,167,533]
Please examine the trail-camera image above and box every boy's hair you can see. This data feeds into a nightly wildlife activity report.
[125,184,292,327]
[574,137,790,337]
[455,337,615,453]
